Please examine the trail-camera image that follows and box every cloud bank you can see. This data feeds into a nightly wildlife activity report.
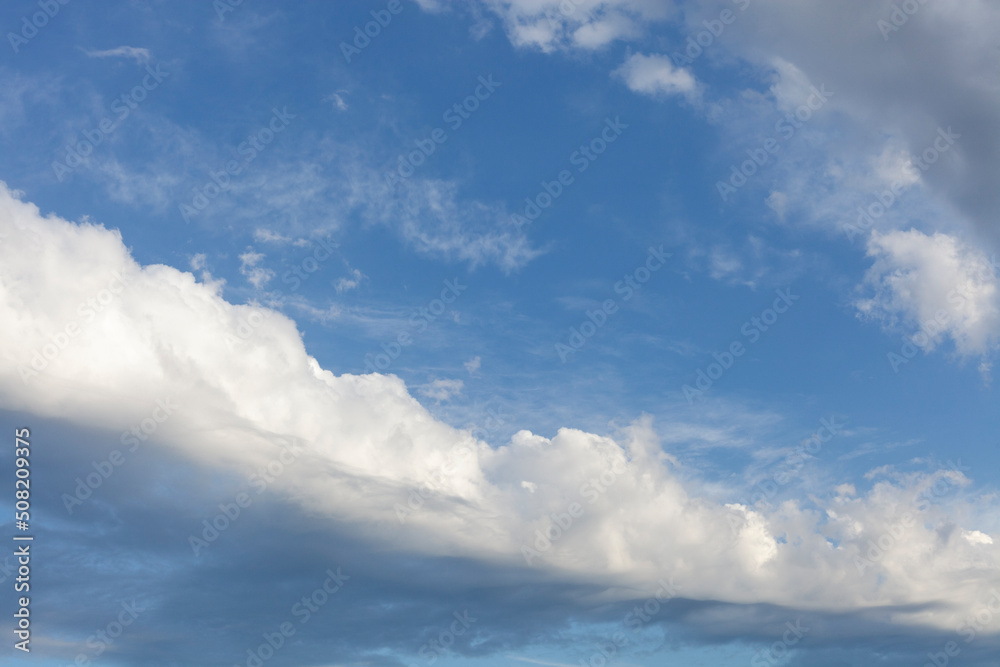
[1,182,998,659]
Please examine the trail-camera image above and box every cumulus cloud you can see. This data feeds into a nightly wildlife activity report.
[614,52,696,98]
[1,183,998,643]
[857,229,1000,357]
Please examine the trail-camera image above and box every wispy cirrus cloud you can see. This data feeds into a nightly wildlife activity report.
[81,45,152,63]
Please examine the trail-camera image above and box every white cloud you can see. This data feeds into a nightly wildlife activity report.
[253,228,292,244]
[418,378,465,402]
[334,268,364,294]
[571,13,641,48]
[82,46,151,64]
[189,253,207,271]
[413,0,446,11]
[965,530,994,546]
[239,249,274,289]
[768,57,818,113]
[765,191,788,220]
[708,247,744,282]
[873,143,921,190]
[90,157,183,210]
[1,183,998,633]
[614,52,696,98]
[0,72,59,134]
[355,173,545,272]
[857,229,1000,357]
[325,91,349,111]
[464,355,481,374]
[476,0,671,52]
[286,299,342,323]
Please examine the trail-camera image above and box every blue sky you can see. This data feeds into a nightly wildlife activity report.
[1,1,999,665]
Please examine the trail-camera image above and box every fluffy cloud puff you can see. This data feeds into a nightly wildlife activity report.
[857,229,1000,358]
[615,52,697,98]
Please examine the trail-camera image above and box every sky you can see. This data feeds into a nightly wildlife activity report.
[1,0,999,665]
